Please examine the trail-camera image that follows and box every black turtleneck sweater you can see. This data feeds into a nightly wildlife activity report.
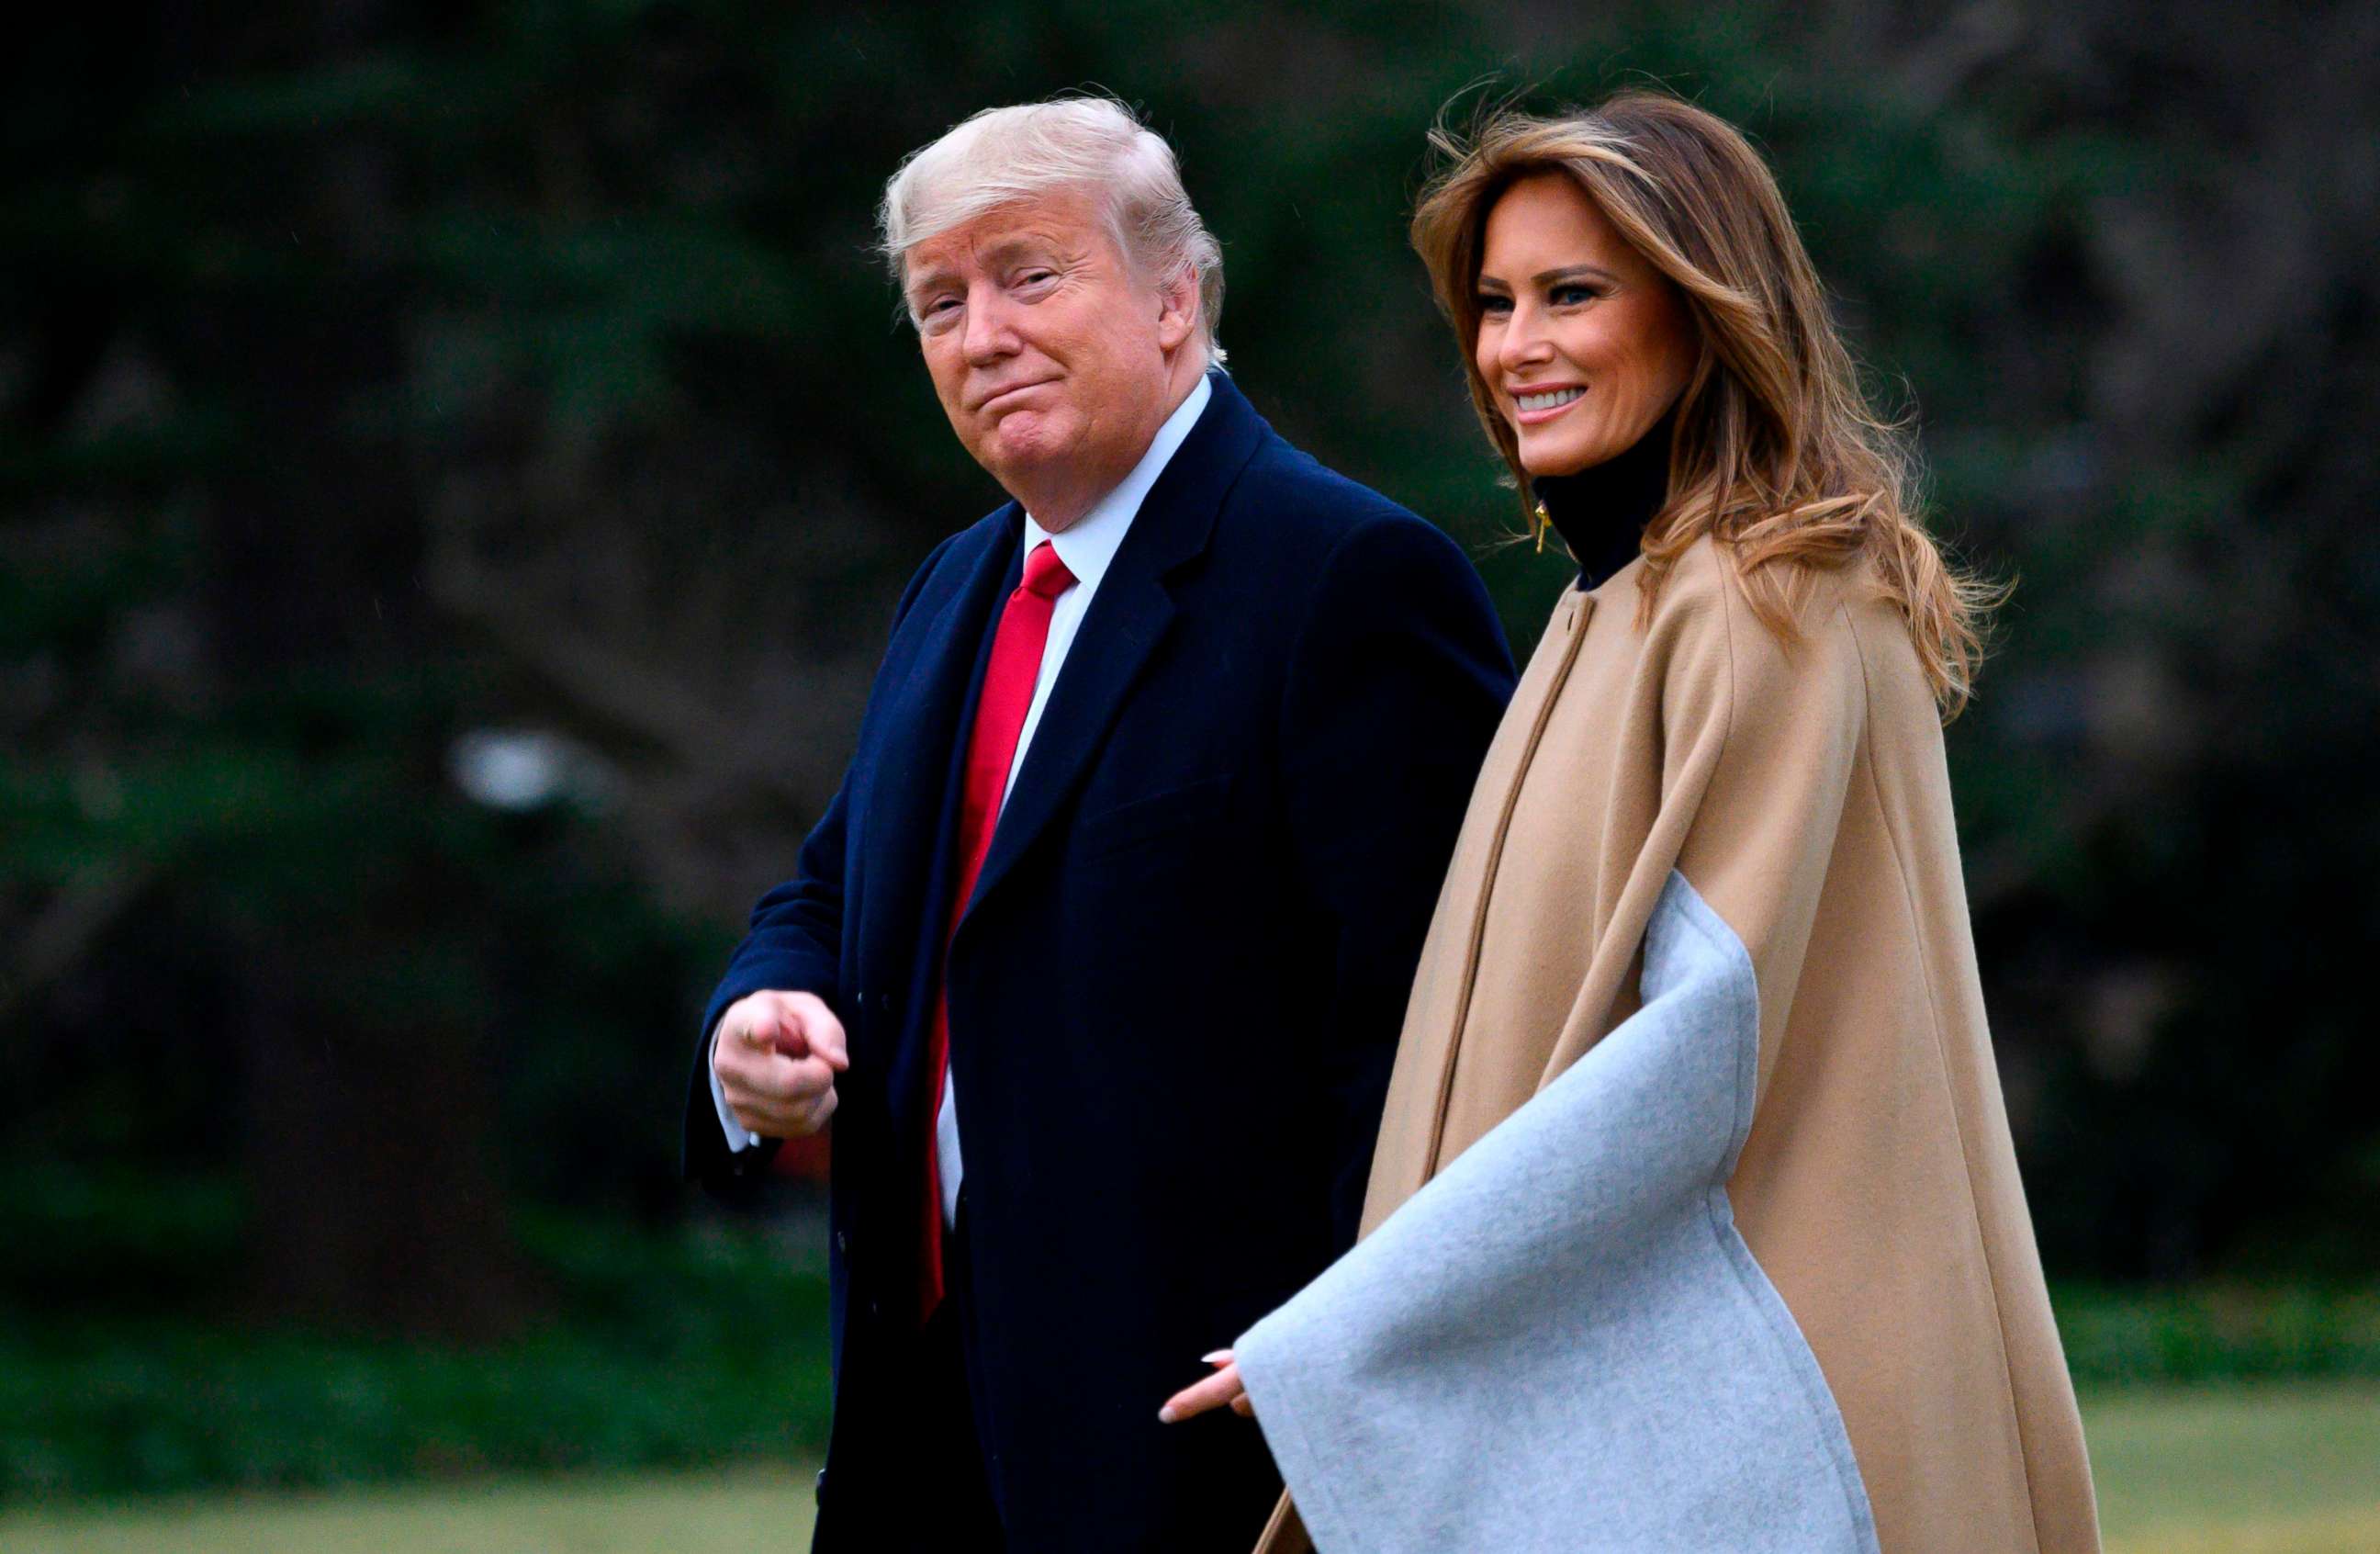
[1528,412,1674,591]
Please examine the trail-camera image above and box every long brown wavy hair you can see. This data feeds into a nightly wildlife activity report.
[1412,91,2001,718]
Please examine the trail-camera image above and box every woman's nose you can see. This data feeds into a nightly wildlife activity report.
[1497,305,1555,372]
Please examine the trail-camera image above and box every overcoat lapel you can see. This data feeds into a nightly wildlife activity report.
[864,508,1021,1112]
[958,372,1265,929]
[866,507,1021,929]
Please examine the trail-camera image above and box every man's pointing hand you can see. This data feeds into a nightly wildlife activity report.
[714,989,848,1139]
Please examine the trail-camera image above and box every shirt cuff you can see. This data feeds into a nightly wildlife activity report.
[709,1020,761,1154]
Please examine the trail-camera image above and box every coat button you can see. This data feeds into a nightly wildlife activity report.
[836,1230,848,1253]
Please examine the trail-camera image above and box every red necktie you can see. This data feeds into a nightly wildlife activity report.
[921,538,1077,1319]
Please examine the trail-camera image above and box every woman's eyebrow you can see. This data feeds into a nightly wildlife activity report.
[1533,264,1618,287]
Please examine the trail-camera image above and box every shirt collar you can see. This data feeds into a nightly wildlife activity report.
[1023,371,1214,591]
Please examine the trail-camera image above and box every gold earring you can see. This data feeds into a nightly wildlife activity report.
[1532,500,1551,554]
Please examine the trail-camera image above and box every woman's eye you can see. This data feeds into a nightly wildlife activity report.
[1476,293,1512,316]
[1551,284,1601,307]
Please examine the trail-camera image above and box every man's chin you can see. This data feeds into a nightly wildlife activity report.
[979,413,1077,482]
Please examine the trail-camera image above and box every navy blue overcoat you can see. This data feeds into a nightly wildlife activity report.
[684,372,1513,1550]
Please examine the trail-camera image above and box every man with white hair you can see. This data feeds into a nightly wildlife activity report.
[684,96,1512,1550]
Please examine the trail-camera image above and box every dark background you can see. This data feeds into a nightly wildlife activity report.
[6,0,2376,1503]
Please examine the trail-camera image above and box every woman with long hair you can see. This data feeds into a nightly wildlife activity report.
[1163,93,2100,1552]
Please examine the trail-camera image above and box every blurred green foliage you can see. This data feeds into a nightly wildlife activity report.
[2057,1285,2380,1391]
[0,1168,829,1502]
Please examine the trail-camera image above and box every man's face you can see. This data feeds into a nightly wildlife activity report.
[903,188,1188,519]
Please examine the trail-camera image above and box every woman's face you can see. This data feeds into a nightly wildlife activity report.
[1474,172,1696,479]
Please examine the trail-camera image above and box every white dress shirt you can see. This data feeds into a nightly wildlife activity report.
[713,374,1214,1230]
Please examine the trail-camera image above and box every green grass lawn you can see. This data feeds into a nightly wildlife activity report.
[0,1467,821,1552]
[5,1383,2374,1551]
[2086,1382,2380,1553]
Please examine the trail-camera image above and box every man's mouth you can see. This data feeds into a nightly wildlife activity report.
[977,378,1054,413]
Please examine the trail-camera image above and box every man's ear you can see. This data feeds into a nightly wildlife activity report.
[1156,265,1197,354]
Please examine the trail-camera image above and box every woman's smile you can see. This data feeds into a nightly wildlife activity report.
[1510,385,1587,422]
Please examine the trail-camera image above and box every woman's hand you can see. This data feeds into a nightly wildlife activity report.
[1158,1350,1252,1423]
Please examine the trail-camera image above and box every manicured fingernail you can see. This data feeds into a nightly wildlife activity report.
[1201,1351,1230,1366]
[1157,1405,1177,1424]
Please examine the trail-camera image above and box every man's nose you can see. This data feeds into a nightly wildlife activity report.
[960,286,1020,366]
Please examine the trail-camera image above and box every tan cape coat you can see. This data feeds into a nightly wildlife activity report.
[1241,538,2099,1553]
